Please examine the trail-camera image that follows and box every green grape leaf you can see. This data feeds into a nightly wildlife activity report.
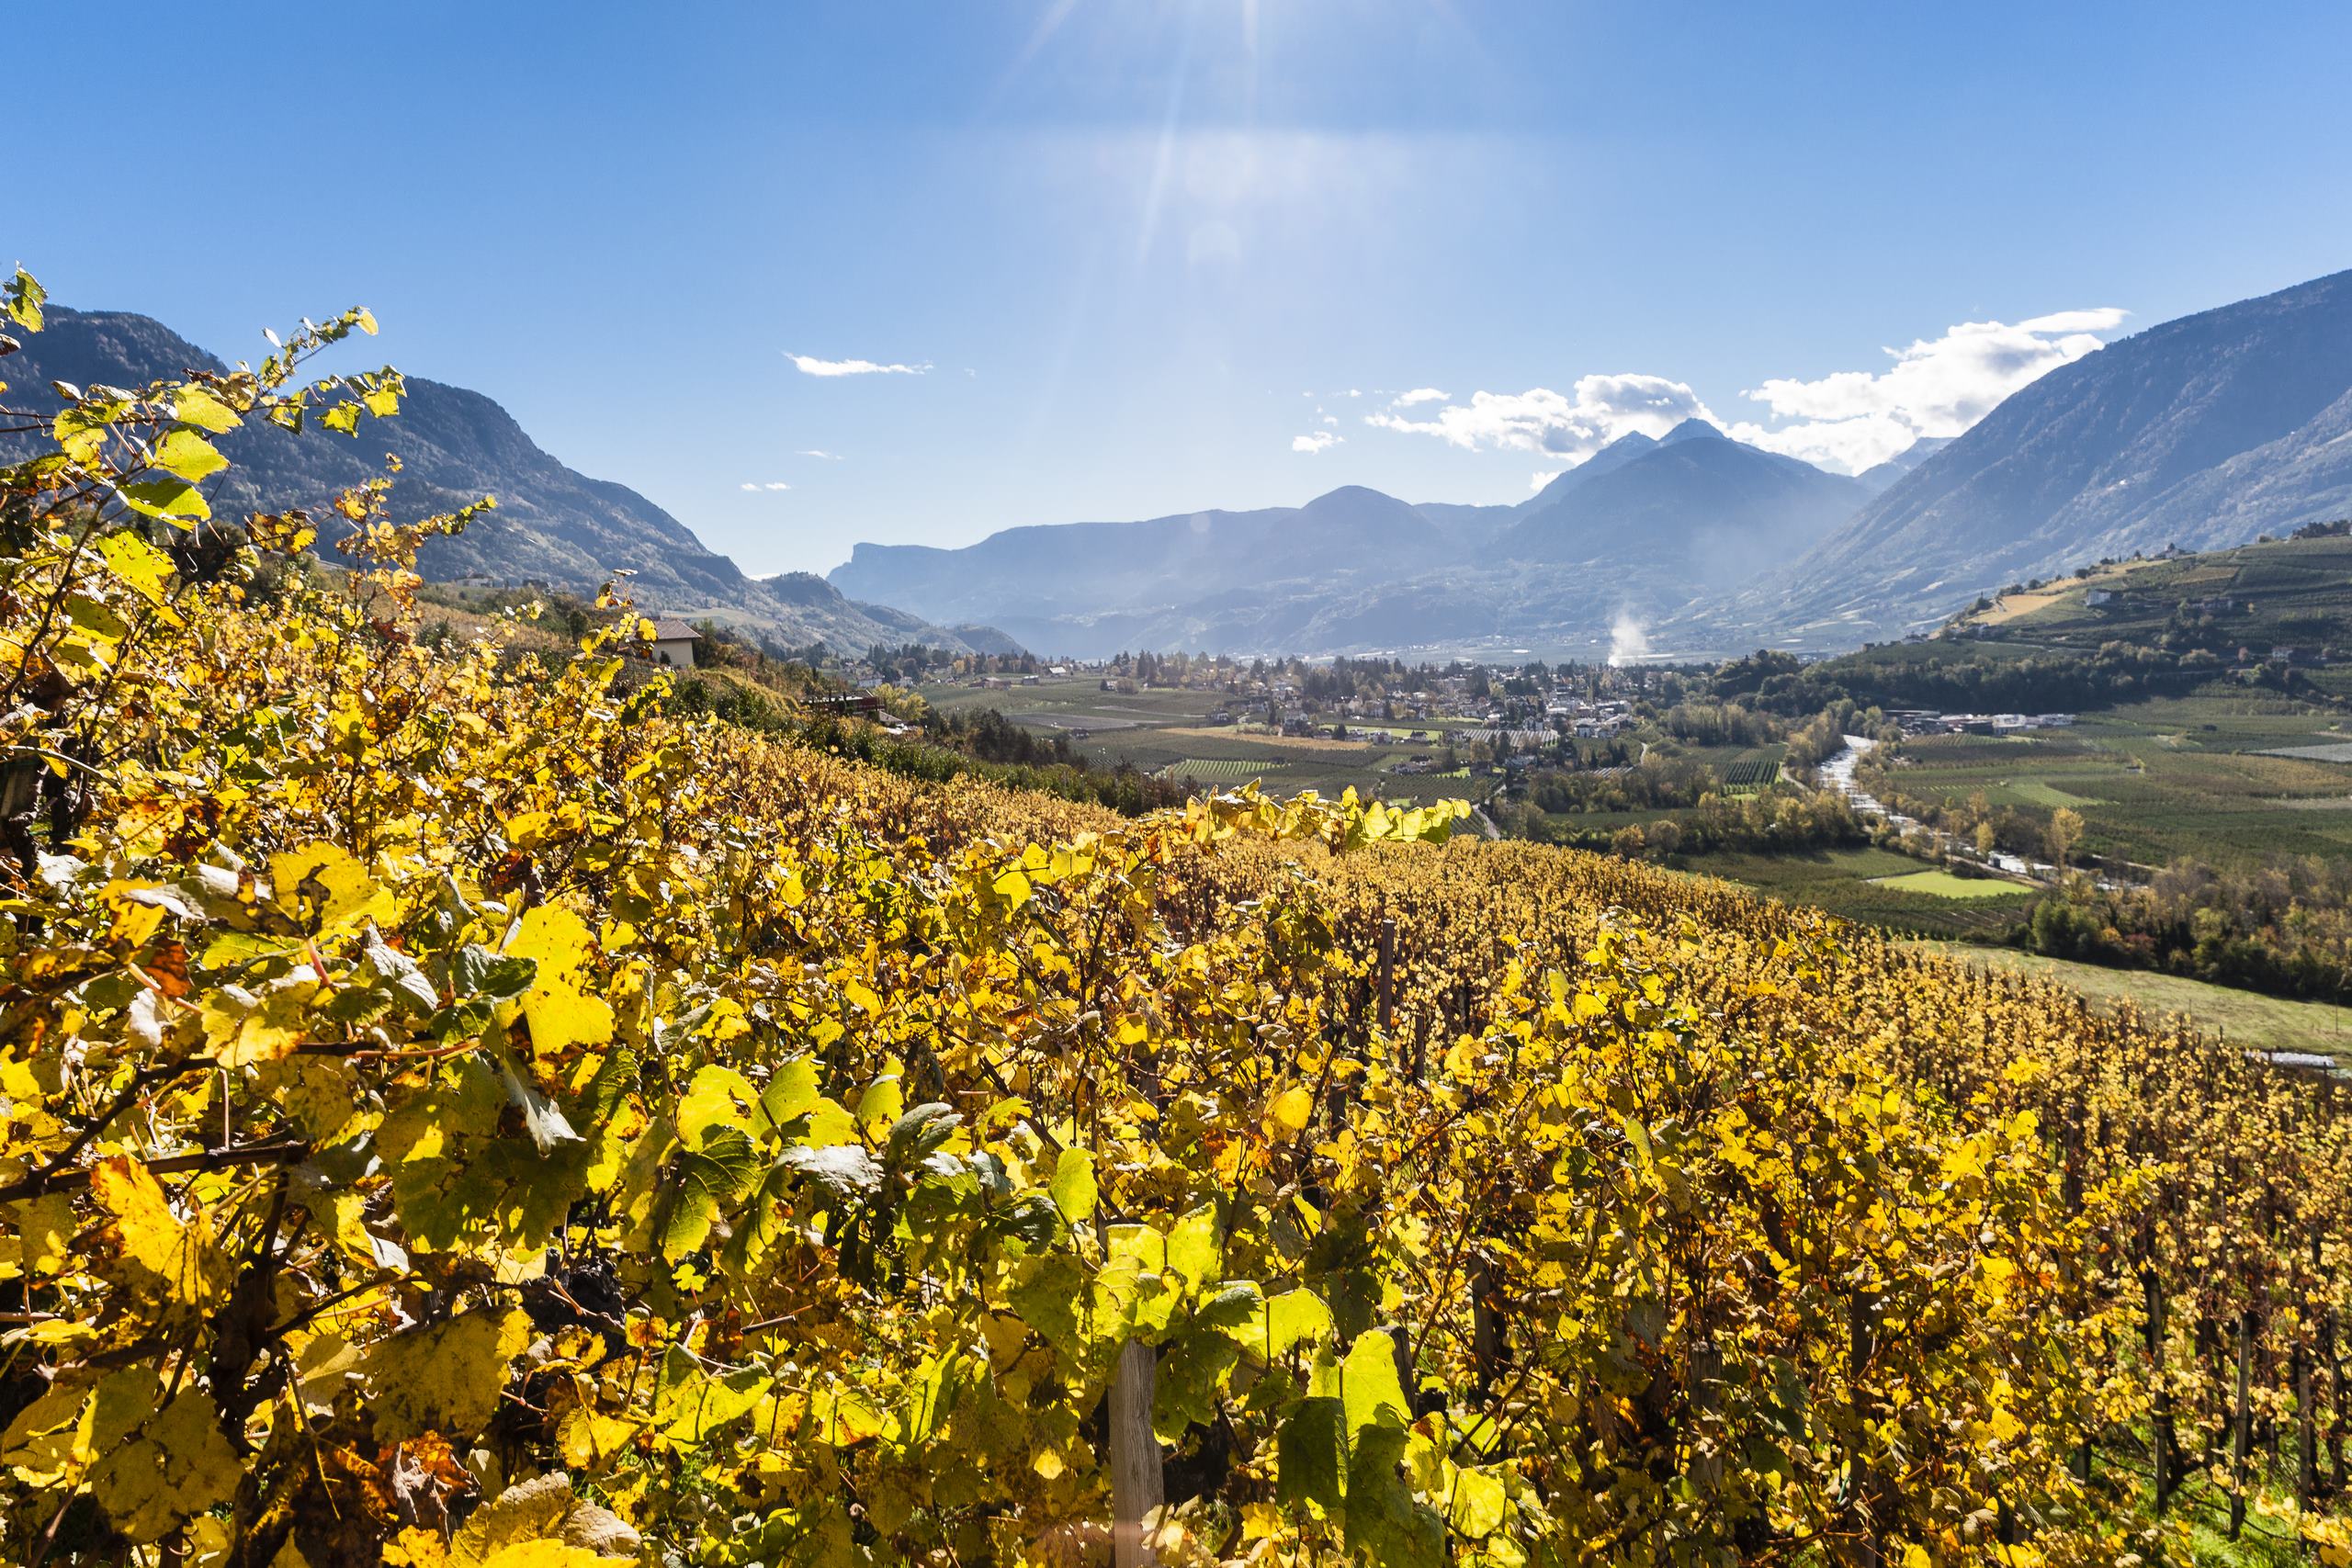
[1344,1424,1445,1568]
[118,478,209,525]
[660,1126,759,1260]
[884,1101,961,1169]
[758,1054,820,1132]
[778,1143,882,1206]
[1340,1328,1411,1443]
[1225,1287,1334,1363]
[1048,1146,1097,1223]
[1276,1396,1346,1511]
[150,429,227,483]
[1152,1321,1241,1443]
[453,943,538,1002]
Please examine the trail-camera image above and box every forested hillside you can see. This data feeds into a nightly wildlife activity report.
[3,274,2348,1566]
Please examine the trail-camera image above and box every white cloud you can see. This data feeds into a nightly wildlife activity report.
[786,352,931,377]
[1292,431,1343,455]
[1320,413,1339,427]
[1529,469,1561,492]
[1363,306,2129,478]
[797,448,842,460]
[1365,373,1714,461]
[1729,308,2127,472]
[740,480,792,491]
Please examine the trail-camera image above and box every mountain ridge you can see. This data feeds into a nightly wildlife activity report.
[1762,267,2352,639]
[3,305,1011,657]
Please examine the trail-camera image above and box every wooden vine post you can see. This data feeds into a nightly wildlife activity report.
[2229,1308,2254,1542]
[1376,914,1396,1035]
[2331,1306,2347,1495]
[1849,1290,1882,1567]
[1688,1339,1723,1495]
[2298,1332,2319,1503]
[1110,1339,1163,1568]
[2145,1268,2175,1512]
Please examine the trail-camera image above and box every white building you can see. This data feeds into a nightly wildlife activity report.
[648,617,701,669]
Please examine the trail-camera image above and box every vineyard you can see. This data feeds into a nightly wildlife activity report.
[1,276,2349,1566]
[1719,755,1782,796]
[1159,759,1289,782]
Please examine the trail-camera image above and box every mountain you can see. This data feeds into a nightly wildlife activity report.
[3,305,1007,656]
[829,422,1888,659]
[1766,268,2352,639]
[1492,420,1871,585]
[832,484,1451,632]
[1855,434,1953,493]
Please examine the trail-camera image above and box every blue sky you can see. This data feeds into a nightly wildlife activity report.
[15,2,2352,576]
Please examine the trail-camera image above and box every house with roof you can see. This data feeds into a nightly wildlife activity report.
[647,617,702,669]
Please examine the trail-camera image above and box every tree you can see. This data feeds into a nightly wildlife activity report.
[2048,807,2086,867]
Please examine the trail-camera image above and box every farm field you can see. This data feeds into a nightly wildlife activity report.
[1874,694,2352,868]
[920,676,1485,804]
[1868,867,2035,898]
[1682,845,2038,940]
[1906,942,2352,1066]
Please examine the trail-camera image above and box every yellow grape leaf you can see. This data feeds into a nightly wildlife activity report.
[87,1388,242,1543]
[658,1369,771,1445]
[453,1471,643,1562]
[200,976,315,1069]
[508,905,594,979]
[97,530,176,607]
[478,1545,610,1568]
[150,428,228,483]
[522,978,614,1057]
[1269,1087,1314,1134]
[1449,1466,1508,1539]
[677,1065,758,1149]
[557,1407,641,1470]
[170,383,242,434]
[90,1157,230,1310]
[808,1386,886,1448]
[758,1055,820,1132]
[1166,1205,1221,1292]
[510,906,613,1055]
[1339,1328,1409,1440]
[1225,1288,1334,1363]
[0,1191,74,1280]
[855,1071,904,1135]
[267,842,393,934]
[363,1306,532,1439]
[0,1375,105,1487]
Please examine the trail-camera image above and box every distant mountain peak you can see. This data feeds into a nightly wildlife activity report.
[1660,418,1726,445]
